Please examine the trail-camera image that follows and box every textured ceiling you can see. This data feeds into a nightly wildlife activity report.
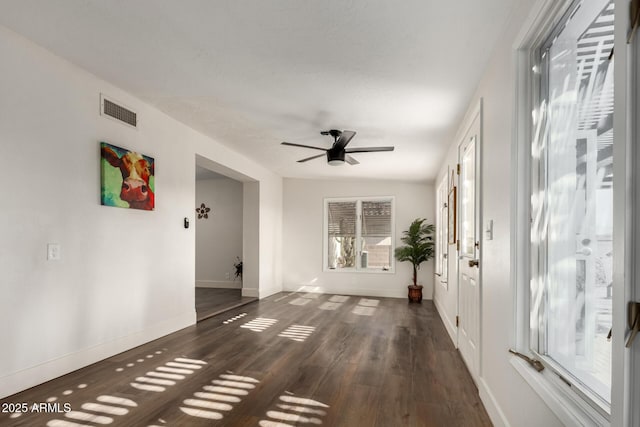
[0,0,515,182]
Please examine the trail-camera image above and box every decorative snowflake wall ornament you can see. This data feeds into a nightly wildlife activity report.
[196,203,211,219]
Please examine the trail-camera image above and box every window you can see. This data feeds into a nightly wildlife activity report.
[436,174,448,285]
[324,197,394,272]
[530,0,613,411]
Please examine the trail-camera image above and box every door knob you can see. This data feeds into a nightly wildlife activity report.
[468,259,479,267]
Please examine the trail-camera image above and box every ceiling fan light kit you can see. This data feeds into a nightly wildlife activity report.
[281,129,394,166]
[327,147,346,165]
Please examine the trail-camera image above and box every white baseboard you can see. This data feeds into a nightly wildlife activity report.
[196,280,242,289]
[242,288,259,298]
[433,297,458,345]
[478,377,511,427]
[258,286,283,299]
[282,284,430,300]
[0,310,196,399]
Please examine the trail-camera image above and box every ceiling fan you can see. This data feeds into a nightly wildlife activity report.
[281,130,394,166]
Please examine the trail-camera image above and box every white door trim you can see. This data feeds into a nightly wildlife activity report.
[625,4,640,425]
[456,98,483,380]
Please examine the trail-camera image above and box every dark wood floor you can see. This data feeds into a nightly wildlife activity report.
[196,288,257,322]
[0,293,491,427]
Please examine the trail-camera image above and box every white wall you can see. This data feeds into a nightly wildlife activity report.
[433,0,564,426]
[243,181,261,298]
[0,24,282,398]
[283,178,434,299]
[195,178,243,288]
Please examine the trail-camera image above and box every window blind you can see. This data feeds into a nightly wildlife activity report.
[327,201,356,236]
[361,201,392,236]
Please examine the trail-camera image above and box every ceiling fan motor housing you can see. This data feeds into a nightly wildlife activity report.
[327,147,345,165]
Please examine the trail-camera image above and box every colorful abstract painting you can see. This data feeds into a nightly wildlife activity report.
[100,142,155,211]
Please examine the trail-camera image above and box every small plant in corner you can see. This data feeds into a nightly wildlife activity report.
[234,257,243,280]
[394,218,435,303]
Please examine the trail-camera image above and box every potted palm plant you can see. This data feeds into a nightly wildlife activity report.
[394,218,435,303]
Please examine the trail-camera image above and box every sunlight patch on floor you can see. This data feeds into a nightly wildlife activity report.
[320,295,350,311]
[81,402,128,416]
[277,404,327,416]
[54,395,138,427]
[156,366,193,375]
[180,371,260,421]
[289,298,311,306]
[47,420,93,427]
[279,395,329,408]
[130,357,206,392]
[114,349,165,372]
[318,302,341,311]
[352,306,376,316]
[223,312,248,324]
[352,298,379,316]
[43,383,95,423]
[96,396,137,407]
[64,411,113,424]
[240,317,278,332]
[194,392,241,403]
[130,383,165,392]
[204,385,249,396]
[274,293,292,302]
[166,361,203,369]
[134,376,176,386]
[301,293,320,299]
[179,406,223,420]
[146,371,185,380]
[175,357,206,365]
[212,379,256,389]
[259,393,329,426]
[278,325,316,342]
[219,374,259,383]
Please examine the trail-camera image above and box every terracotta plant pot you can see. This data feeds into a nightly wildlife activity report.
[408,285,423,303]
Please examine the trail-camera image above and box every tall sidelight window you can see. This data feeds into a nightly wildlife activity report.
[531,0,614,409]
[324,197,394,271]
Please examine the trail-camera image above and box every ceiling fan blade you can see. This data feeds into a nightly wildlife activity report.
[281,142,327,151]
[297,153,326,163]
[333,130,356,150]
[346,155,360,165]
[345,146,395,153]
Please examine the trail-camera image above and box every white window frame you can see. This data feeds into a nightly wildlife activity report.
[323,196,395,273]
[510,0,626,425]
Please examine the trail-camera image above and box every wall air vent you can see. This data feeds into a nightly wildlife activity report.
[100,94,137,128]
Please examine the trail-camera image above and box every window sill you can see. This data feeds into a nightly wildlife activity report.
[323,268,395,274]
[510,357,609,427]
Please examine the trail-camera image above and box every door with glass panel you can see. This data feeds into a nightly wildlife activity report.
[458,116,481,380]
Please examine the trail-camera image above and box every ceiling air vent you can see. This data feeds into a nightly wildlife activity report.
[100,94,137,128]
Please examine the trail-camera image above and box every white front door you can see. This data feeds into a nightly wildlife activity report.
[458,113,481,381]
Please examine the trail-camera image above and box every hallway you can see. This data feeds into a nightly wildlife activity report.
[0,293,490,426]
[196,288,258,322]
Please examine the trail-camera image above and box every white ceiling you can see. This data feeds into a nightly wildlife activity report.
[0,0,515,182]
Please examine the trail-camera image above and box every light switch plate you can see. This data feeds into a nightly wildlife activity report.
[47,243,61,261]
[485,220,493,241]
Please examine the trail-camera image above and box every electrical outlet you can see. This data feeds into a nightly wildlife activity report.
[225,272,230,279]
[47,243,61,261]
